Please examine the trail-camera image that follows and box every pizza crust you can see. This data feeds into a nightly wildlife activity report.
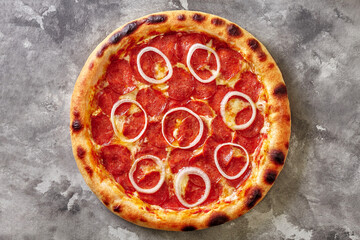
[70,10,291,231]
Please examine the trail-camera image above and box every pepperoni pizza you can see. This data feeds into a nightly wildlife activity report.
[70,11,291,231]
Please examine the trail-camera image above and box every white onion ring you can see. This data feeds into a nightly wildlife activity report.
[129,155,165,194]
[110,99,148,142]
[220,91,256,130]
[214,143,249,180]
[186,43,220,83]
[137,46,173,84]
[161,107,204,149]
[174,167,211,208]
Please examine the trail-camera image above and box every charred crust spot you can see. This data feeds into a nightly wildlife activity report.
[193,13,205,22]
[211,18,224,26]
[103,199,110,206]
[268,63,275,69]
[76,146,86,159]
[85,166,93,177]
[177,14,186,21]
[273,84,287,97]
[270,149,285,165]
[227,24,242,37]
[89,62,94,70]
[284,115,291,122]
[247,38,267,61]
[97,43,109,58]
[258,52,267,62]
[182,226,197,231]
[113,205,122,213]
[285,142,289,149]
[264,169,278,184]
[146,14,167,24]
[109,21,140,45]
[248,38,259,51]
[246,187,262,209]
[72,120,83,132]
[73,111,80,118]
[208,213,230,227]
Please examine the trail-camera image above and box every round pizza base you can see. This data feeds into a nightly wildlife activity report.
[70,10,291,231]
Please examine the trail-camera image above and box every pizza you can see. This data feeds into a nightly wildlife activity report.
[70,10,291,231]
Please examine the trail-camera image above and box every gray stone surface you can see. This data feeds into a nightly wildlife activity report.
[1,0,359,239]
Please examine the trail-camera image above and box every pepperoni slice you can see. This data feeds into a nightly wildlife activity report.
[227,167,251,188]
[160,190,185,211]
[234,71,262,102]
[101,145,134,192]
[144,122,168,149]
[168,67,194,101]
[136,87,167,116]
[235,106,253,125]
[184,174,207,205]
[189,49,217,79]
[214,144,252,188]
[135,142,168,160]
[165,99,191,111]
[208,85,232,114]
[168,149,192,174]
[163,110,204,148]
[91,113,113,145]
[113,102,132,116]
[130,45,166,84]
[101,145,131,175]
[189,122,209,150]
[184,173,222,206]
[217,148,247,177]
[193,80,217,100]
[138,182,169,206]
[187,41,217,81]
[203,136,221,161]
[211,116,233,143]
[163,110,185,144]
[96,87,120,115]
[177,114,201,147]
[189,153,221,183]
[218,48,243,81]
[179,33,209,64]
[186,101,214,117]
[201,181,222,206]
[132,158,160,189]
[236,109,264,138]
[233,134,261,154]
[217,144,234,166]
[106,59,136,94]
[149,33,180,64]
[123,111,145,139]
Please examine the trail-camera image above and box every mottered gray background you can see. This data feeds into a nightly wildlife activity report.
[1,0,359,239]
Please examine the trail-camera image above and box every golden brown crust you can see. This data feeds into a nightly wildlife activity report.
[70,10,291,231]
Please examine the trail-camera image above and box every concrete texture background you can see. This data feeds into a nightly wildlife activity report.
[1,0,359,239]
